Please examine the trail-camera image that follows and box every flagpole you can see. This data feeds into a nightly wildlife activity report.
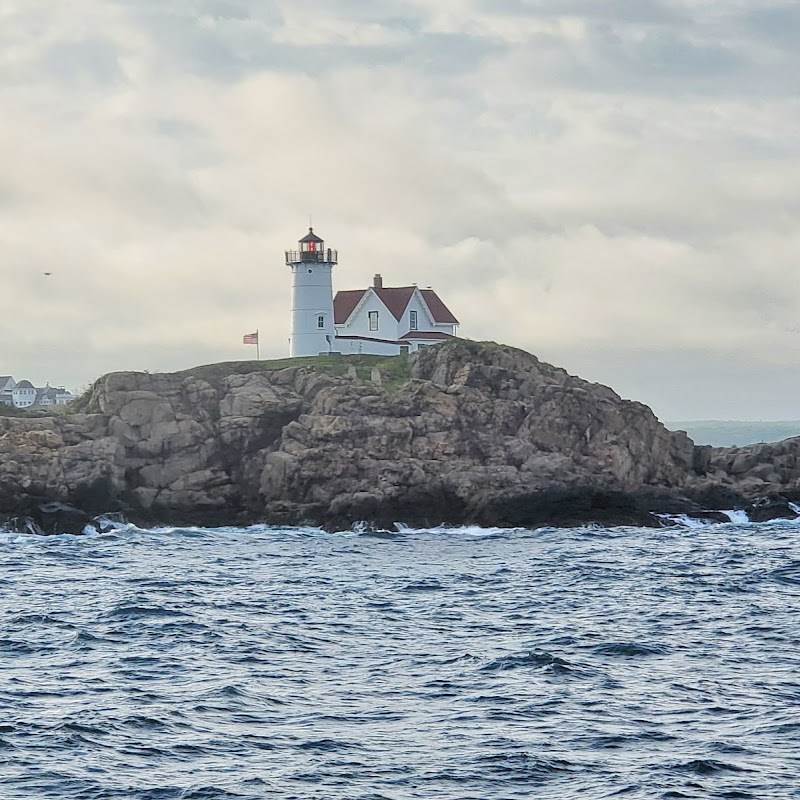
[256,330,260,361]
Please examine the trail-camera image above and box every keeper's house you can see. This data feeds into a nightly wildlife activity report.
[334,273,458,356]
[285,228,459,357]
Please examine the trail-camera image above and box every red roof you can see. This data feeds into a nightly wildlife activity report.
[335,332,455,345]
[333,289,367,324]
[375,287,416,321]
[333,286,458,325]
[335,335,404,345]
[420,289,459,324]
[399,331,453,340]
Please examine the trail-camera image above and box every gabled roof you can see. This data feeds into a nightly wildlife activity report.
[0,376,13,387]
[334,289,367,324]
[375,287,416,321]
[420,289,459,324]
[333,285,459,326]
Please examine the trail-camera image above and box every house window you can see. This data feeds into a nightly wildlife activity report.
[369,311,378,331]
[317,315,325,329]
[409,310,418,330]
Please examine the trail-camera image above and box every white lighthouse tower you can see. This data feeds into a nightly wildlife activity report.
[285,227,337,357]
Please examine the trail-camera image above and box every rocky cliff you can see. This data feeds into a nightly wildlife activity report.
[1,341,796,532]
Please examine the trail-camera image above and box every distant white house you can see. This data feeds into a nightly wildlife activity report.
[0,376,73,409]
[35,387,60,407]
[0,376,15,405]
[285,227,460,357]
[34,385,74,407]
[12,380,37,408]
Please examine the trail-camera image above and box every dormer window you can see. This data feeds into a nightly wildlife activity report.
[409,310,418,331]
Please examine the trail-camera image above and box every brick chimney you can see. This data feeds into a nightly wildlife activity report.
[373,273,383,289]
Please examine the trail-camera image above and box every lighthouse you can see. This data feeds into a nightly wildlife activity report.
[285,228,338,357]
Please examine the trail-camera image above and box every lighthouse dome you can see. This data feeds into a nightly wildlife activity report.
[286,227,337,266]
[299,228,324,244]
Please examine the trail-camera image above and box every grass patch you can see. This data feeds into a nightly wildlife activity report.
[438,337,506,353]
[0,404,55,419]
[177,352,413,391]
[373,353,411,391]
[59,352,416,417]
[59,342,510,418]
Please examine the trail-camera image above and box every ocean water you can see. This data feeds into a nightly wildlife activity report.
[1,520,800,799]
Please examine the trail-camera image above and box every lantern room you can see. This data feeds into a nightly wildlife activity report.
[285,227,338,265]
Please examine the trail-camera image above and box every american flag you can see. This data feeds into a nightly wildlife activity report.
[242,332,258,345]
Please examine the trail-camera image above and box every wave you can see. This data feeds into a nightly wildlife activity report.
[5,510,800,540]
[768,562,800,586]
[105,604,189,620]
[481,650,585,676]
[657,509,751,527]
[591,642,670,657]
[671,758,753,775]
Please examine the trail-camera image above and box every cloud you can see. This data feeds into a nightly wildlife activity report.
[0,0,798,418]
[475,0,686,26]
[745,3,800,51]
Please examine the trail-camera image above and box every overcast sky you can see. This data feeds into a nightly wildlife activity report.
[1,0,798,420]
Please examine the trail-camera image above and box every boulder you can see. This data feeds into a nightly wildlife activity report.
[35,503,98,535]
[745,495,800,523]
[684,510,735,525]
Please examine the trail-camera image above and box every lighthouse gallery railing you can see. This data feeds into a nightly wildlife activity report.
[285,249,338,265]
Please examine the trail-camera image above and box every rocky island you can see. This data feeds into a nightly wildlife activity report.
[1,340,798,534]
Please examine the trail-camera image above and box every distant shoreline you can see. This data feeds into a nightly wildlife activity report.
[667,421,800,448]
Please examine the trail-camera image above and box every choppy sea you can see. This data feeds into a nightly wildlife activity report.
[1,518,800,799]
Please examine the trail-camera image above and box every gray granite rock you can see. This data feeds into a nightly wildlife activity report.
[2,341,795,531]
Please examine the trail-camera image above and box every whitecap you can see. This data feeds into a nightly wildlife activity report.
[722,509,750,524]
[656,514,711,529]
[393,524,521,538]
